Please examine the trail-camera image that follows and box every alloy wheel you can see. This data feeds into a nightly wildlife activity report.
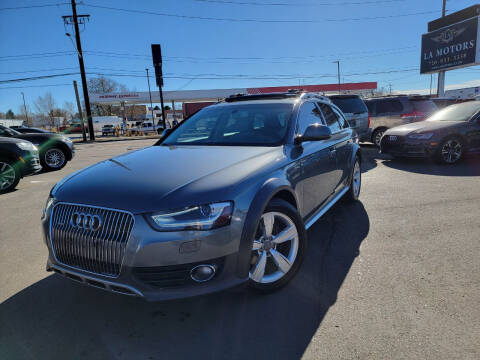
[441,139,462,164]
[352,160,361,198]
[45,148,66,169]
[0,161,16,191]
[374,130,384,147]
[249,211,299,284]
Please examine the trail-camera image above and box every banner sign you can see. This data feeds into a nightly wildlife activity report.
[420,16,480,74]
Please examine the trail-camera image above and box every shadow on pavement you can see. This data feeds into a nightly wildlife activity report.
[382,155,480,177]
[360,144,384,174]
[1,202,369,360]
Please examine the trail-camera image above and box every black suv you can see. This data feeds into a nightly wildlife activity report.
[364,95,438,146]
[0,125,75,171]
[0,137,42,193]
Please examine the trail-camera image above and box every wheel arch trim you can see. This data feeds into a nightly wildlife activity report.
[235,178,299,278]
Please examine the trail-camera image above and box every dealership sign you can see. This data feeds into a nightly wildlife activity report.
[421,16,480,74]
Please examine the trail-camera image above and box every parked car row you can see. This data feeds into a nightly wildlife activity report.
[0,125,75,193]
[380,101,480,164]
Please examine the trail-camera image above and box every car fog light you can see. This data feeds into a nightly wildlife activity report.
[190,264,216,282]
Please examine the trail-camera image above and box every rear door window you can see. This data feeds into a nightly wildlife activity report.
[318,103,342,133]
[297,102,324,135]
[365,101,375,114]
[330,97,368,114]
[375,99,404,115]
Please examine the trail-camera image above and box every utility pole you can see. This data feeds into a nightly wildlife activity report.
[21,92,29,126]
[63,0,94,140]
[145,68,155,130]
[388,83,392,95]
[73,80,87,142]
[333,60,341,94]
[437,0,447,97]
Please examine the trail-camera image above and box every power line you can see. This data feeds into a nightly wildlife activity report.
[0,73,79,84]
[82,3,441,23]
[0,51,76,60]
[0,83,72,90]
[0,2,69,11]
[0,45,418,65]
[193,0,407,6]
[0,67,420,84]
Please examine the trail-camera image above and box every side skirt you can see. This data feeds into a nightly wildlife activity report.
[304,186,350,230]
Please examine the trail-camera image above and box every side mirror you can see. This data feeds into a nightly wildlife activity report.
[295,124,331,144]
[161,128,172,138]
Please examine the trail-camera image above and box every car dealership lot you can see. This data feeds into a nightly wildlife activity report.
[1,140,479,360]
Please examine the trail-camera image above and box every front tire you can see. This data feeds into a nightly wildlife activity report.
[0,159,20,194]
[41,147,67,171]
[248,198,307,292]
[434,137,463,164]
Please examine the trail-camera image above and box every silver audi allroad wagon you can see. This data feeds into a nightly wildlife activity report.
[41,91,362,301]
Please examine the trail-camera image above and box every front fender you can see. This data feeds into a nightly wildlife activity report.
[236,178,298,277]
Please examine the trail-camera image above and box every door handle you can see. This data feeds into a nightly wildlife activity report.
[328,148,336,159]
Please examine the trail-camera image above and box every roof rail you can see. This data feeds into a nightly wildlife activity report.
[301,92,331,103]
[224,91,302,102]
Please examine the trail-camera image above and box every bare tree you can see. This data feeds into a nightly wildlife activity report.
[63,101,76,122]
[34,92,56,127]
[17,104,33,126]
[88,76,127,116]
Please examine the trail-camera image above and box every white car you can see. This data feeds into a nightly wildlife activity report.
[132,121,164,135]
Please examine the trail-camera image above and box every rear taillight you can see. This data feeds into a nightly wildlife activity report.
[401,111,425,119]
[368,113,371,128]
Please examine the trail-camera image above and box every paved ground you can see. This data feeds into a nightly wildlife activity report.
[1,140,479,360]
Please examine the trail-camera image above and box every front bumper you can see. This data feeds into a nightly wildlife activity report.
[42,202,249,301]
[380,135,436,158]
[20,151,42,176]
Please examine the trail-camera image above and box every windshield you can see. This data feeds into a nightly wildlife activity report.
[330,97,367,114]
[427,102,480,122]
[162,103,293,146]
[0,125,21,136]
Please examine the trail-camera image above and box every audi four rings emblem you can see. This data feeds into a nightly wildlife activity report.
[70,212,102,231]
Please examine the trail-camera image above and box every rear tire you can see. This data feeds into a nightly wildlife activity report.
[344,156,361,202]
[248,198,307,293]
[372,128,386,147]
[0,159,20,194]
[41,147,67,171]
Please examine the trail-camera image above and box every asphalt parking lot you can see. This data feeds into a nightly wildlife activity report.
[1,140,479,360]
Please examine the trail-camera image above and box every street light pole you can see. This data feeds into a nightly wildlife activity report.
[145,68,155,130]
[333,60,341,93]
[21,92,29,126]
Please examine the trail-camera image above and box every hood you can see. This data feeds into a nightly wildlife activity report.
[385,120,462,136]
[14,132,64,144]
[0,136,31,145]
[53,145,284,214]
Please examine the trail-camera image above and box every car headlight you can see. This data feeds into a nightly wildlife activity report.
[16,141,37,151]
[148,202,233,231]
[42,195,55,219]
[408,132,434,140]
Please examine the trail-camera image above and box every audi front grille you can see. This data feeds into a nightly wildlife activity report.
[49,203,135,277]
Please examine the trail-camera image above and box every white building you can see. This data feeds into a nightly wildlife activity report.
[445,86,480,99]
